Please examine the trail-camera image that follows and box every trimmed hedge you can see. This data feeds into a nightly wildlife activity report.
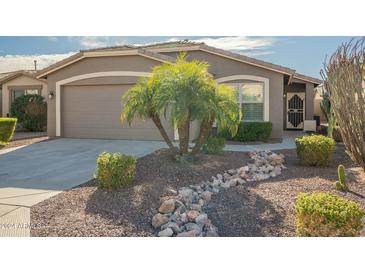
[203,136,225,154]
[295,192,364,236]
[95,152,137,190]
[10,94,47,132]
[0,118,17,146]
[220,121,272,142]
[295,135,335,166]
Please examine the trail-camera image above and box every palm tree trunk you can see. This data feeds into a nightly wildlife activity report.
[178,112,191,155]
[151,115,178,155]
[192,117,214,155]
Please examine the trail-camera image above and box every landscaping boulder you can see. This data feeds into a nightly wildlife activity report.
[152,213,169,228]
[158,199,175,214]
[158,228,173,237]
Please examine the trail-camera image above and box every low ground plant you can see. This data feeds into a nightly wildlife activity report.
[295,192,364,236]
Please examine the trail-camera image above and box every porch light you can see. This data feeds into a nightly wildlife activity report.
[48,91,54,99]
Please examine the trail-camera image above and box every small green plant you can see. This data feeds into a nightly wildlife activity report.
[10,94,47,132]
[202,136,225,154]
[0,118,17,147]
[335,164,348,191]
[295,135,335,166]
[220,121,272,142]
[295,192,364,236]
[95,152,137,190]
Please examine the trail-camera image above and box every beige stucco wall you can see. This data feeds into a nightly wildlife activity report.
[314,93,326,122]
[43,49,318,141]
[164,50,285,139]
[305,82,315,120]
[1,75,47,117]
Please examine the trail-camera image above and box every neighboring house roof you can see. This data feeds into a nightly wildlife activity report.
[36,40,322,85]
[0,70,45,85]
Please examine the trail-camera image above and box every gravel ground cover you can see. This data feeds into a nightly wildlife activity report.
[1,136,50,149]
[31,144,365,237]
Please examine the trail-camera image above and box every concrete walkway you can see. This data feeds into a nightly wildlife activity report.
[225,131,302,152]
[0,132,301,237]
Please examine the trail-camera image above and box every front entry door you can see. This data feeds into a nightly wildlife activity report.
[286,92,305,129]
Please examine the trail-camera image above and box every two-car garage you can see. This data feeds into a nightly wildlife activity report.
[40,51,176,140]
[61,84,172,140]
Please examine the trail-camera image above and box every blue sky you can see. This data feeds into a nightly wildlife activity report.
[0,36,356,77]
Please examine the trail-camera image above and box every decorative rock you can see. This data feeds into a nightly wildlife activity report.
[201,191,212,202]
[184,222,202,234]
[238,166,249,174]
[161,222,181,234]
[158,228,173,237]
[206,231,219,237]
[179,188,193,203]
[220,182,231,189]
[190,204,202,211]
[176,230,197,237]
[180,213,188,223]
[152,213,169,228]
[227,169,237,175]
[228,179,237,187]
[152,149,285,237]
[186,210,200,221]
[158,199,175,214]
[195,214,209,226]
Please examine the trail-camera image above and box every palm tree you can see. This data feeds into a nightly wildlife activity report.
[121,54,241,157]
[191,84,241,155]
[151,54,219,155]
[120,78,178,154]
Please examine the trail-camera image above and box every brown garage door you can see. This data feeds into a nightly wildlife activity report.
[62,84,173,140]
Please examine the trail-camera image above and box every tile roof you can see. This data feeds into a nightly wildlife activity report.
[0,70,40,85]
[35,40,322,85]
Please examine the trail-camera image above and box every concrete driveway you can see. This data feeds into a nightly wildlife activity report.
[0,138,167,236]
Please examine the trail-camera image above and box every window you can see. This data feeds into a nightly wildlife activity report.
[11,89,40,102]
[241,83,264,121]
[225,82,265,121]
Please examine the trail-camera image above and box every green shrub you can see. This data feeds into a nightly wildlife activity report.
[10,94,47,132]
[95,152,137,189]
[0,118,17,146]
[295,192,364,236]
[203,136,225,154]
[220,121,272,142]
[295,135,335,166]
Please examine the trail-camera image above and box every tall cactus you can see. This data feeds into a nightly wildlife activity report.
[336,164,348,191]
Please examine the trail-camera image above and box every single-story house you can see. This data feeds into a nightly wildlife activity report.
[0,70,47,117]
[35,41,321,141]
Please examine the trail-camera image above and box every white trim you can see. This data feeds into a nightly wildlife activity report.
[216,75,270,122]
[55,71,151,136]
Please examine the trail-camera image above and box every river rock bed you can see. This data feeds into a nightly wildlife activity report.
[152,150,286,237]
